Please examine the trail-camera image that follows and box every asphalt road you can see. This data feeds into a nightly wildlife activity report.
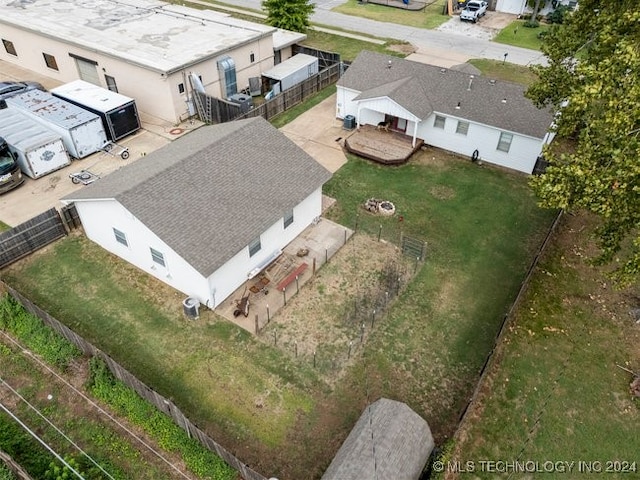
[218,0,548,66]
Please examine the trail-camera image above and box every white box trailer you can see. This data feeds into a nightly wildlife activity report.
[51,80,140,142]
[0,108,70,179]
[6,90,107,159]
[262,53,319,93]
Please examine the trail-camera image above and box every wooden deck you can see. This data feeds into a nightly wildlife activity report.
[344,125,423,165]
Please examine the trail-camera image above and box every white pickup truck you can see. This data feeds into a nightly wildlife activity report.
[460,0,488,23]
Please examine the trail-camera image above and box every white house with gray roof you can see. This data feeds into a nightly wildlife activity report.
[337,51,555,173]
[62,117,331,308]
[0,0,305,124]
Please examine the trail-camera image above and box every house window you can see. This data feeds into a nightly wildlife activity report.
[178,83,185,94]
[43,53,59,71]
[456,121,469,135]
[434,115,446,129]
[283,210,294,229]
[150,247,166,267]
[248,237,261,257]
[497,132,513,152]
[105,75,118,93]
[2,39,17,56]
[250,52,255,63]
[113,228,128,247]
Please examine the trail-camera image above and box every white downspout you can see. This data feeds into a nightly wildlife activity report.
[356,103,362,128]
[412,119,419,147]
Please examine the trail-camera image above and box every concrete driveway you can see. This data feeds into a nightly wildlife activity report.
[279,94,350,174]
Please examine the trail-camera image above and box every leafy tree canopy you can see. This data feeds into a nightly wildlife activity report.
[527,0,640,286]
[263,0,315,33]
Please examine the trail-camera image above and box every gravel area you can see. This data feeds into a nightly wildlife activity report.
[437,11,517,41]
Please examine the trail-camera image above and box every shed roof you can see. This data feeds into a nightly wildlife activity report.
[321,398,434,480]
[0,0,275,74]
[63,117,332,277]
[338,50,553,139]
[262,54,319,81]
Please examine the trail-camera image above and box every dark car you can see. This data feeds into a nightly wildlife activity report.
[0,81,45,101]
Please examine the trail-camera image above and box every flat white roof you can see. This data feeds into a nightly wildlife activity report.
[262,53,318,81]
[52,80,134,112]
[0,0,276,74]
[272,29,307,50]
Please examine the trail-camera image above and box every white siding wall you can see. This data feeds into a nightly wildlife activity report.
[356,98,418,125]
[73,199,211,303]
[418,113,542,173]
[336,87,359,119]
[206,187,323,307]
[72,187,323,308]
[496,0,572,15]
[495,0,526,14]
[336,88,420,128]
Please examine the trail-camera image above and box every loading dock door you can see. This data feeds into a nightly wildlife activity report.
[75,58,100,86]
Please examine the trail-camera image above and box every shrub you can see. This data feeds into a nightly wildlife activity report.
[524,19,540,28]
[0,295,81,370]
[87,358,236,479]
[546,4,570,24]
[0,463,16,480]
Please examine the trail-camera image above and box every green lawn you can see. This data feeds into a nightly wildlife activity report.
[494,20,550,51]
[333,0,450,29]
[0,221,10,232]
[449,212,640,479]
[301,30,410,62]
[2,151,555,479]
[468,59,539,86]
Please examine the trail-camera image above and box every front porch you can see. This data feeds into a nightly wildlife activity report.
[344,124,423,165]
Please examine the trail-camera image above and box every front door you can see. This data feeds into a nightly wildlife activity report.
[394,117,407,133]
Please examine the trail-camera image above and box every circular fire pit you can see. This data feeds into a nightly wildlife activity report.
[363,198,396,216]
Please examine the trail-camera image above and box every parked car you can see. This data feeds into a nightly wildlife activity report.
[460,0,488,22]
[0,81,45,101]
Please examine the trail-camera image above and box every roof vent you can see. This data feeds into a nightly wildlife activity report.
[455,102,461,109]
[467,75,474,91]
[387,60,392,69]
[440,68,446,74]
[501,98,507,103]
[489,79,496,85]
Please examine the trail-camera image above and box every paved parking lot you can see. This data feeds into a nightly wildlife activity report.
[0,60,203,227]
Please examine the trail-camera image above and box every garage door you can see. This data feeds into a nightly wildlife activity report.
[75,57,100,86]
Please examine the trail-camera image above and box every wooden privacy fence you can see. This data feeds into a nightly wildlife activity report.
[291,45,341,69]
[454,210,563,427]
[4,284,267,480]
[0,208,67,269]
[195,62,344,124]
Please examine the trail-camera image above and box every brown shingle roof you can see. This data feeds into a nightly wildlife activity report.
[338,50,553,138]
[64,117,331,276]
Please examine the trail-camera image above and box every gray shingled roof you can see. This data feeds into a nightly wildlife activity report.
[338,50,553,138]
[321,398,434,480]
[63,117,331,277]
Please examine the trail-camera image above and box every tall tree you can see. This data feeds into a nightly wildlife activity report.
[527,0,640,286]
[263,0,315,33]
